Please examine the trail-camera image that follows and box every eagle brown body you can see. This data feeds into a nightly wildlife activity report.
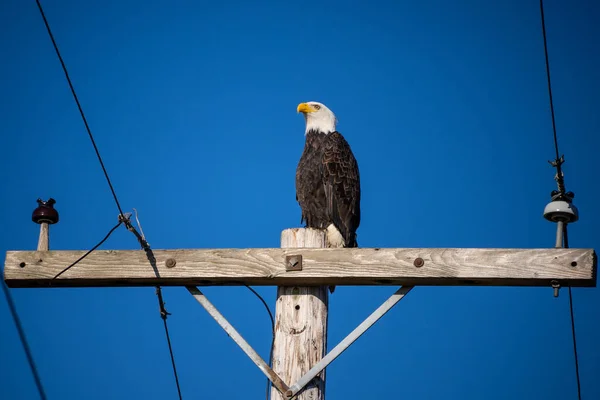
[295,102,361,249]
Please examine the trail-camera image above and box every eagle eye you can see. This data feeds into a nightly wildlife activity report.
[313,104,321,110]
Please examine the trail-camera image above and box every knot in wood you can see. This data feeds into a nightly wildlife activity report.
[165,258,177,268]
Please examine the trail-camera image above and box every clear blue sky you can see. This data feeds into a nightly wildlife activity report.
[1,0,598,399]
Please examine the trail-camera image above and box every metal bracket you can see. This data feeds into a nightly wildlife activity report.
[285,255,302,271]
[285,285,414,397]
[186,285,413,398]
[186,286,290,395]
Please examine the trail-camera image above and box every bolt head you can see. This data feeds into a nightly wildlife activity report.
[165,258,177,268]
[285,255,303,271]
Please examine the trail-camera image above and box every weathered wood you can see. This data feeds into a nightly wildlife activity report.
[271,228,327,400]
[37,223,49,251]
[3,247,596,288]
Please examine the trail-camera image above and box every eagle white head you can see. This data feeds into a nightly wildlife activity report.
[297,101,337,135]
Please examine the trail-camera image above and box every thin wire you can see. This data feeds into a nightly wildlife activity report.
[2,281,47,400]
[245,285,275,400]
[153,285,183,400]
[539,2,581,398]
[539,0,561,163]
[540,0,567,194]
[123,213,183,399]
[567,286,582,399]
[51,221,122,281]
[160,308,184,400]
[245,286,275,330]
[34,1,184,397]
[152,286,183,400]
[563,224,582,400]
[17,0,126,379]
[35,0,125,218]
[266,339,275,400]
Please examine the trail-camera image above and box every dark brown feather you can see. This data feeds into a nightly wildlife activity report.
[296,129,360,247]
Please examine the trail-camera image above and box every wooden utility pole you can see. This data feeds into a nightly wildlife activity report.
[271,228,328,400]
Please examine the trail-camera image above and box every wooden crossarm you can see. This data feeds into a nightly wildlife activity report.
[3,248,596,288]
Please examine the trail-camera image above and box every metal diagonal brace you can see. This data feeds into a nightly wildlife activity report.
[286,286,414,398]
[186,286,290,395]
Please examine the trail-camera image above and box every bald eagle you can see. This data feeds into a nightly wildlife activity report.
[295,101,361,255]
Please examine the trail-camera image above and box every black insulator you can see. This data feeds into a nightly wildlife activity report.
[32,198,59,224]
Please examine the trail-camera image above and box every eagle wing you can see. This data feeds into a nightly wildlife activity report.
[321,131,361,247]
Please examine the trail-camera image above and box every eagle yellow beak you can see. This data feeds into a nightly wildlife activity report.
[297,103,316,113]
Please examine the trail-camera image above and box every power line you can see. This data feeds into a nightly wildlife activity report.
[539,0,561,164]
[51,220,123,281]
[563,223,582,399]
[127,217,184,400]
[2,282,47,400]
[245,286,275,332]
[156,287,184,400]
[34,0,125,218]
[5,209,121,400]
[539,1,581,399]
[245,285,276,400]
[567,285,582,398]
[539,0,568,195]
[34,1,184,397]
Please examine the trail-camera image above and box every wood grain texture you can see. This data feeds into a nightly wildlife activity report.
[37,223,49,252]
[3,246,596,288]
[271,228,327,400]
